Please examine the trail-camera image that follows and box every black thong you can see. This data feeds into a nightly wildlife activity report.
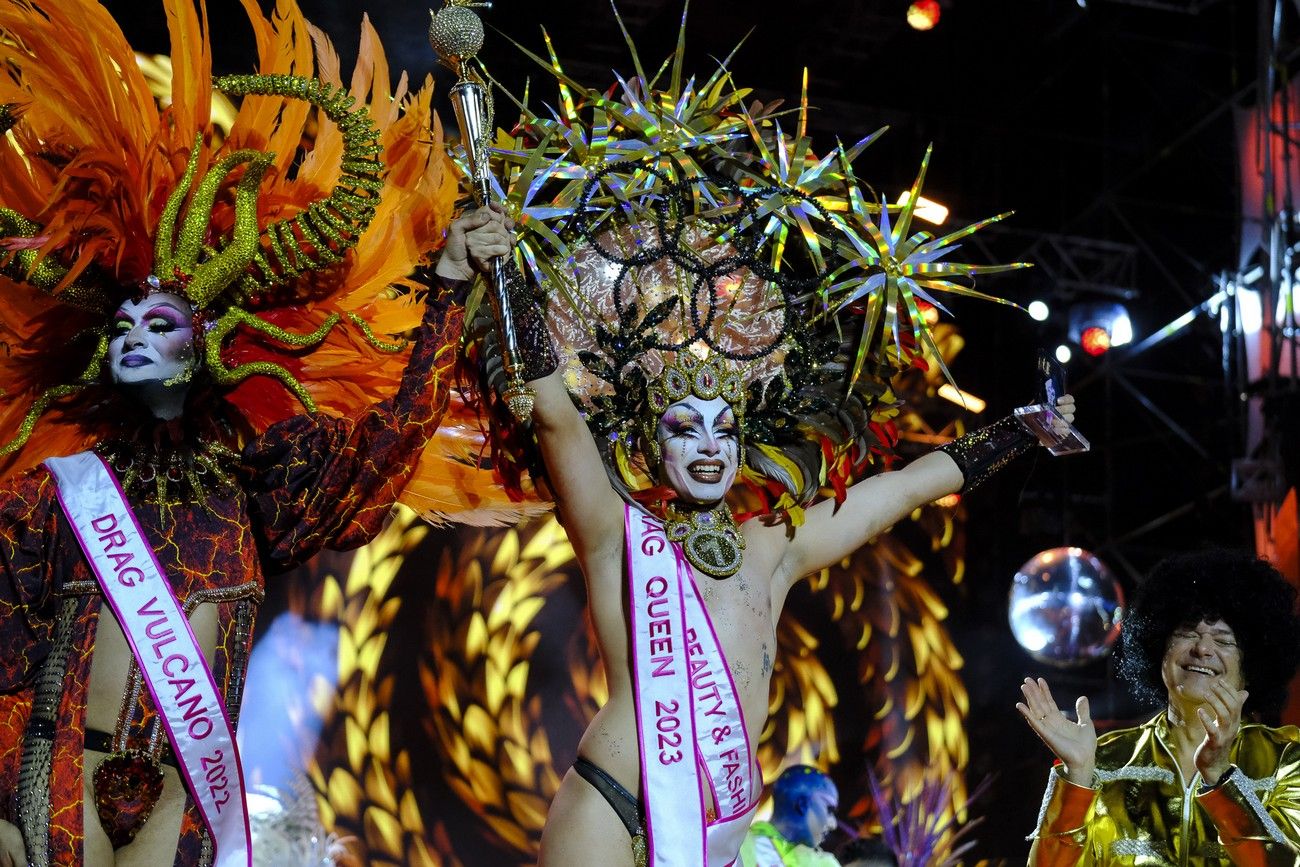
[573,756,642,839]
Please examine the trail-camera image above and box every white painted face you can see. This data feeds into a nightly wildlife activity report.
[656,395,740,504]
[805,785,840,847]
[1161,618,1245,704]
[107,292,197,417]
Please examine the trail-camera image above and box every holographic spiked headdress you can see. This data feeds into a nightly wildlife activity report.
[473,4,1030,519]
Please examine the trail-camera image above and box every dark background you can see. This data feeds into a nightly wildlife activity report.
[106,0,1283,858]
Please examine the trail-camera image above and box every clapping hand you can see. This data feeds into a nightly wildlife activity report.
[1017,676,1097,787]
[1184,680,1248,786]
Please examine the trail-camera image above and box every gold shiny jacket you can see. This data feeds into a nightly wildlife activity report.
[1029,714,1300,866]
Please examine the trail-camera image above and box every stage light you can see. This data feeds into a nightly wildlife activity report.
[1110,314,1133,347]
[1055,344,1072,364]
[896,190,948,225]
[937,383,987,413]
[1027,300,1050,321]
[1080,325,1110,356]
[1237,286,1263,334]
[1068,300,1132,355]
[907,0,941,31]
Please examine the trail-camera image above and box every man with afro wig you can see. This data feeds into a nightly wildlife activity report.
[1017,549,1300,865]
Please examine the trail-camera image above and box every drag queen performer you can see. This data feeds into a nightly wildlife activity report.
[524,243,1075,867]
[455,14,1081,865]
[0,1,518,864]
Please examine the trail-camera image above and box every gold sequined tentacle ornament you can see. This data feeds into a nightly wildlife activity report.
[148,73,390,406]
[154,146,276,303]
[213,74,385,303]
[0,208,113,311]
[203,308,342,412]
[345,313,409,353]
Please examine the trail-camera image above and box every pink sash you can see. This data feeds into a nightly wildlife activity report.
[626,506,759,866]
[46,452,252,867]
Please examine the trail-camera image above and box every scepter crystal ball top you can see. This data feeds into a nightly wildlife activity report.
[428,4,485,62]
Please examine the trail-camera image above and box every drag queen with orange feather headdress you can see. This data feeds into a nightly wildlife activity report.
[0,1,525,864]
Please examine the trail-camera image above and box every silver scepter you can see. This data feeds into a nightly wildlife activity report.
[429,0,534,421]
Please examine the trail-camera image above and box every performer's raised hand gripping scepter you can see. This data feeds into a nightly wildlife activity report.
[429,0,535,420]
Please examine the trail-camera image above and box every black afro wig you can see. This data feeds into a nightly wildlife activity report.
[1115,549,1300,720]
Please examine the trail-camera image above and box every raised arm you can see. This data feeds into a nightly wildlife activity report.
[463,206,626,572]
[772,449,962,591]
[529,370,627,570]
[241,281,463,566]
[1018,677,1101,867]
[774,397,1074,593]
[241,208,505,567]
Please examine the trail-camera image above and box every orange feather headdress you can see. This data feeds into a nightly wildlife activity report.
[0,0,541,525]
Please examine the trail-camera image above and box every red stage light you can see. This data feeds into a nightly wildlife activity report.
[1080,325,1111,356]
[907,0,941,30]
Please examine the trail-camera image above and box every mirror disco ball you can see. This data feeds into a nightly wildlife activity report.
[1009,547,1125,668]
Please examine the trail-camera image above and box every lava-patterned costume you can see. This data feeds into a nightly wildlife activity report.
[0,0,534,863]
[0,297,461,865]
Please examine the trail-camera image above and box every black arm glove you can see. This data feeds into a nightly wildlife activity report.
[937,414,1037,492]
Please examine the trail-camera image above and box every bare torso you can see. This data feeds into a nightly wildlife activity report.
[575,513,787,801]
[539,509,795,866]
[81,604,221,865]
